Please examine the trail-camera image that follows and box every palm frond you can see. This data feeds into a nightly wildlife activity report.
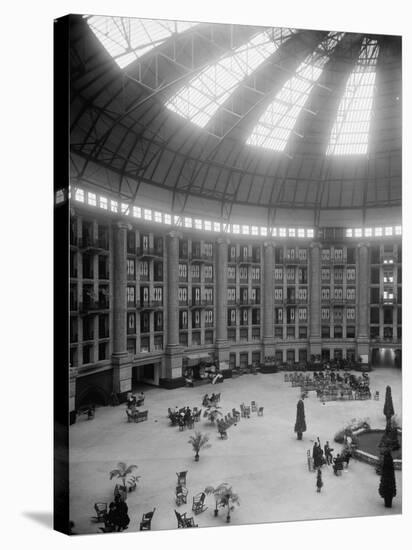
[124,465,137,476]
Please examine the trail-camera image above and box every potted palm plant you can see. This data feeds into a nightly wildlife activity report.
[109,462,139,500]
[188,431,211,462]
[203,405,222,424]
[205,483,240,522]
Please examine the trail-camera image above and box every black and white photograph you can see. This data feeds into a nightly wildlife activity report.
[54,11,403,536]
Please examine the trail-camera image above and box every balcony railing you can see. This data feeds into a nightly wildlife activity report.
[138,300,163,309]
[79,300,109,314]
[380,297,397,305]
[238,299,260,307]
[330,256,346,265]
[189,300,213,308]
[237,255,260,264]
[190,252,212,263]
[284,257,307,265]
[80,237,109,252]
[137,247,163,258]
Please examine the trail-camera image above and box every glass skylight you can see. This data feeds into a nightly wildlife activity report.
[247,32,344,151]
[87,16,197,69]
[326,38,379,155]
[165,28,295,128]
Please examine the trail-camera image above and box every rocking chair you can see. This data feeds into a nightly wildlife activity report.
[176,470,188,486]
[92,502,107,523]
[192,492,207,515]
[175,510,198,528]
[140,508,156,531]
[176,484,188,506]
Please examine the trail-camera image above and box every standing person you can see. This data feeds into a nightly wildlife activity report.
[316,469,323,493]
[324,441,334,465]
[333,454,342,476]
[114,495,130,531]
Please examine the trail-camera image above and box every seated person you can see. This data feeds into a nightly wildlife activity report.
[212,373,224,384]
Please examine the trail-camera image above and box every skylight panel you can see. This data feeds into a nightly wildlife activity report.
[247,32,344,151]
[326,38,379,155]
[87,16,197,69]
[166,28,295,128]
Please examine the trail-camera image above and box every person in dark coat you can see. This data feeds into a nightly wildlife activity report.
[333,454,343,475]
[114,495,130,531]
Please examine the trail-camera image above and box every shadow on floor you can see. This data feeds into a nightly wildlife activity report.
[23,511,53,529]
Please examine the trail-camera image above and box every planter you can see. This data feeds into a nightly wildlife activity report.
[384,496,393,508]
[351,428,402,471]
[194,454,199,462]
[297,432,302,440]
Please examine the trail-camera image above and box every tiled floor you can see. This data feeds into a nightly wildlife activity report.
[69,368,402,534]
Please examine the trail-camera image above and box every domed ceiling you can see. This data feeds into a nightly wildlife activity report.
[69,15,401,227]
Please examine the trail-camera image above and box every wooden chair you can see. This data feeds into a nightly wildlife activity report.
[186,416,194,429]
[257,406,264,416]
[175,510,198,528]
[92,502,107,523]
[232,408,240,422]
[251,401,257,412]
[178,418,186,431]
[194,409,202,422]
[240,404,246,418]
[136,410,148,422]
[176,471,188,486]
[244,405,251,418]
[374,391,380,400]
[192,492,207,515]
[126,409,135,423]
[218,426,228,439]
[140,508,156,531]
[214,392,221,403]
[175,484,188,506]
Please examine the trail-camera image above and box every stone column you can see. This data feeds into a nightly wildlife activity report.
[69,366,78,425]
[111,221,132,400]
[356,242,370,360]
[216,238,230,369]
[309,242,321,357]
[165,231,182,380]
[263,242,275,358]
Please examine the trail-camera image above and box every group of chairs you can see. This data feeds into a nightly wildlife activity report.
[174,470,206,528]
[167,407,202,429]
[202,392,221,407]
[317,386,371,402]
[92,502,156,531]
[217,402,264,439]
[126,393,148,423]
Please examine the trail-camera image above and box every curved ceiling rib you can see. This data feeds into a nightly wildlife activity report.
[69,15,401,221]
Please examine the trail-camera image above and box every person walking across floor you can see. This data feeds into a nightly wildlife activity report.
[316,468,323,493]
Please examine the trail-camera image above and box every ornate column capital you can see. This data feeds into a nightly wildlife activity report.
[216,236,229,246]
[114,220,132,231]
[167,230,181,240]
